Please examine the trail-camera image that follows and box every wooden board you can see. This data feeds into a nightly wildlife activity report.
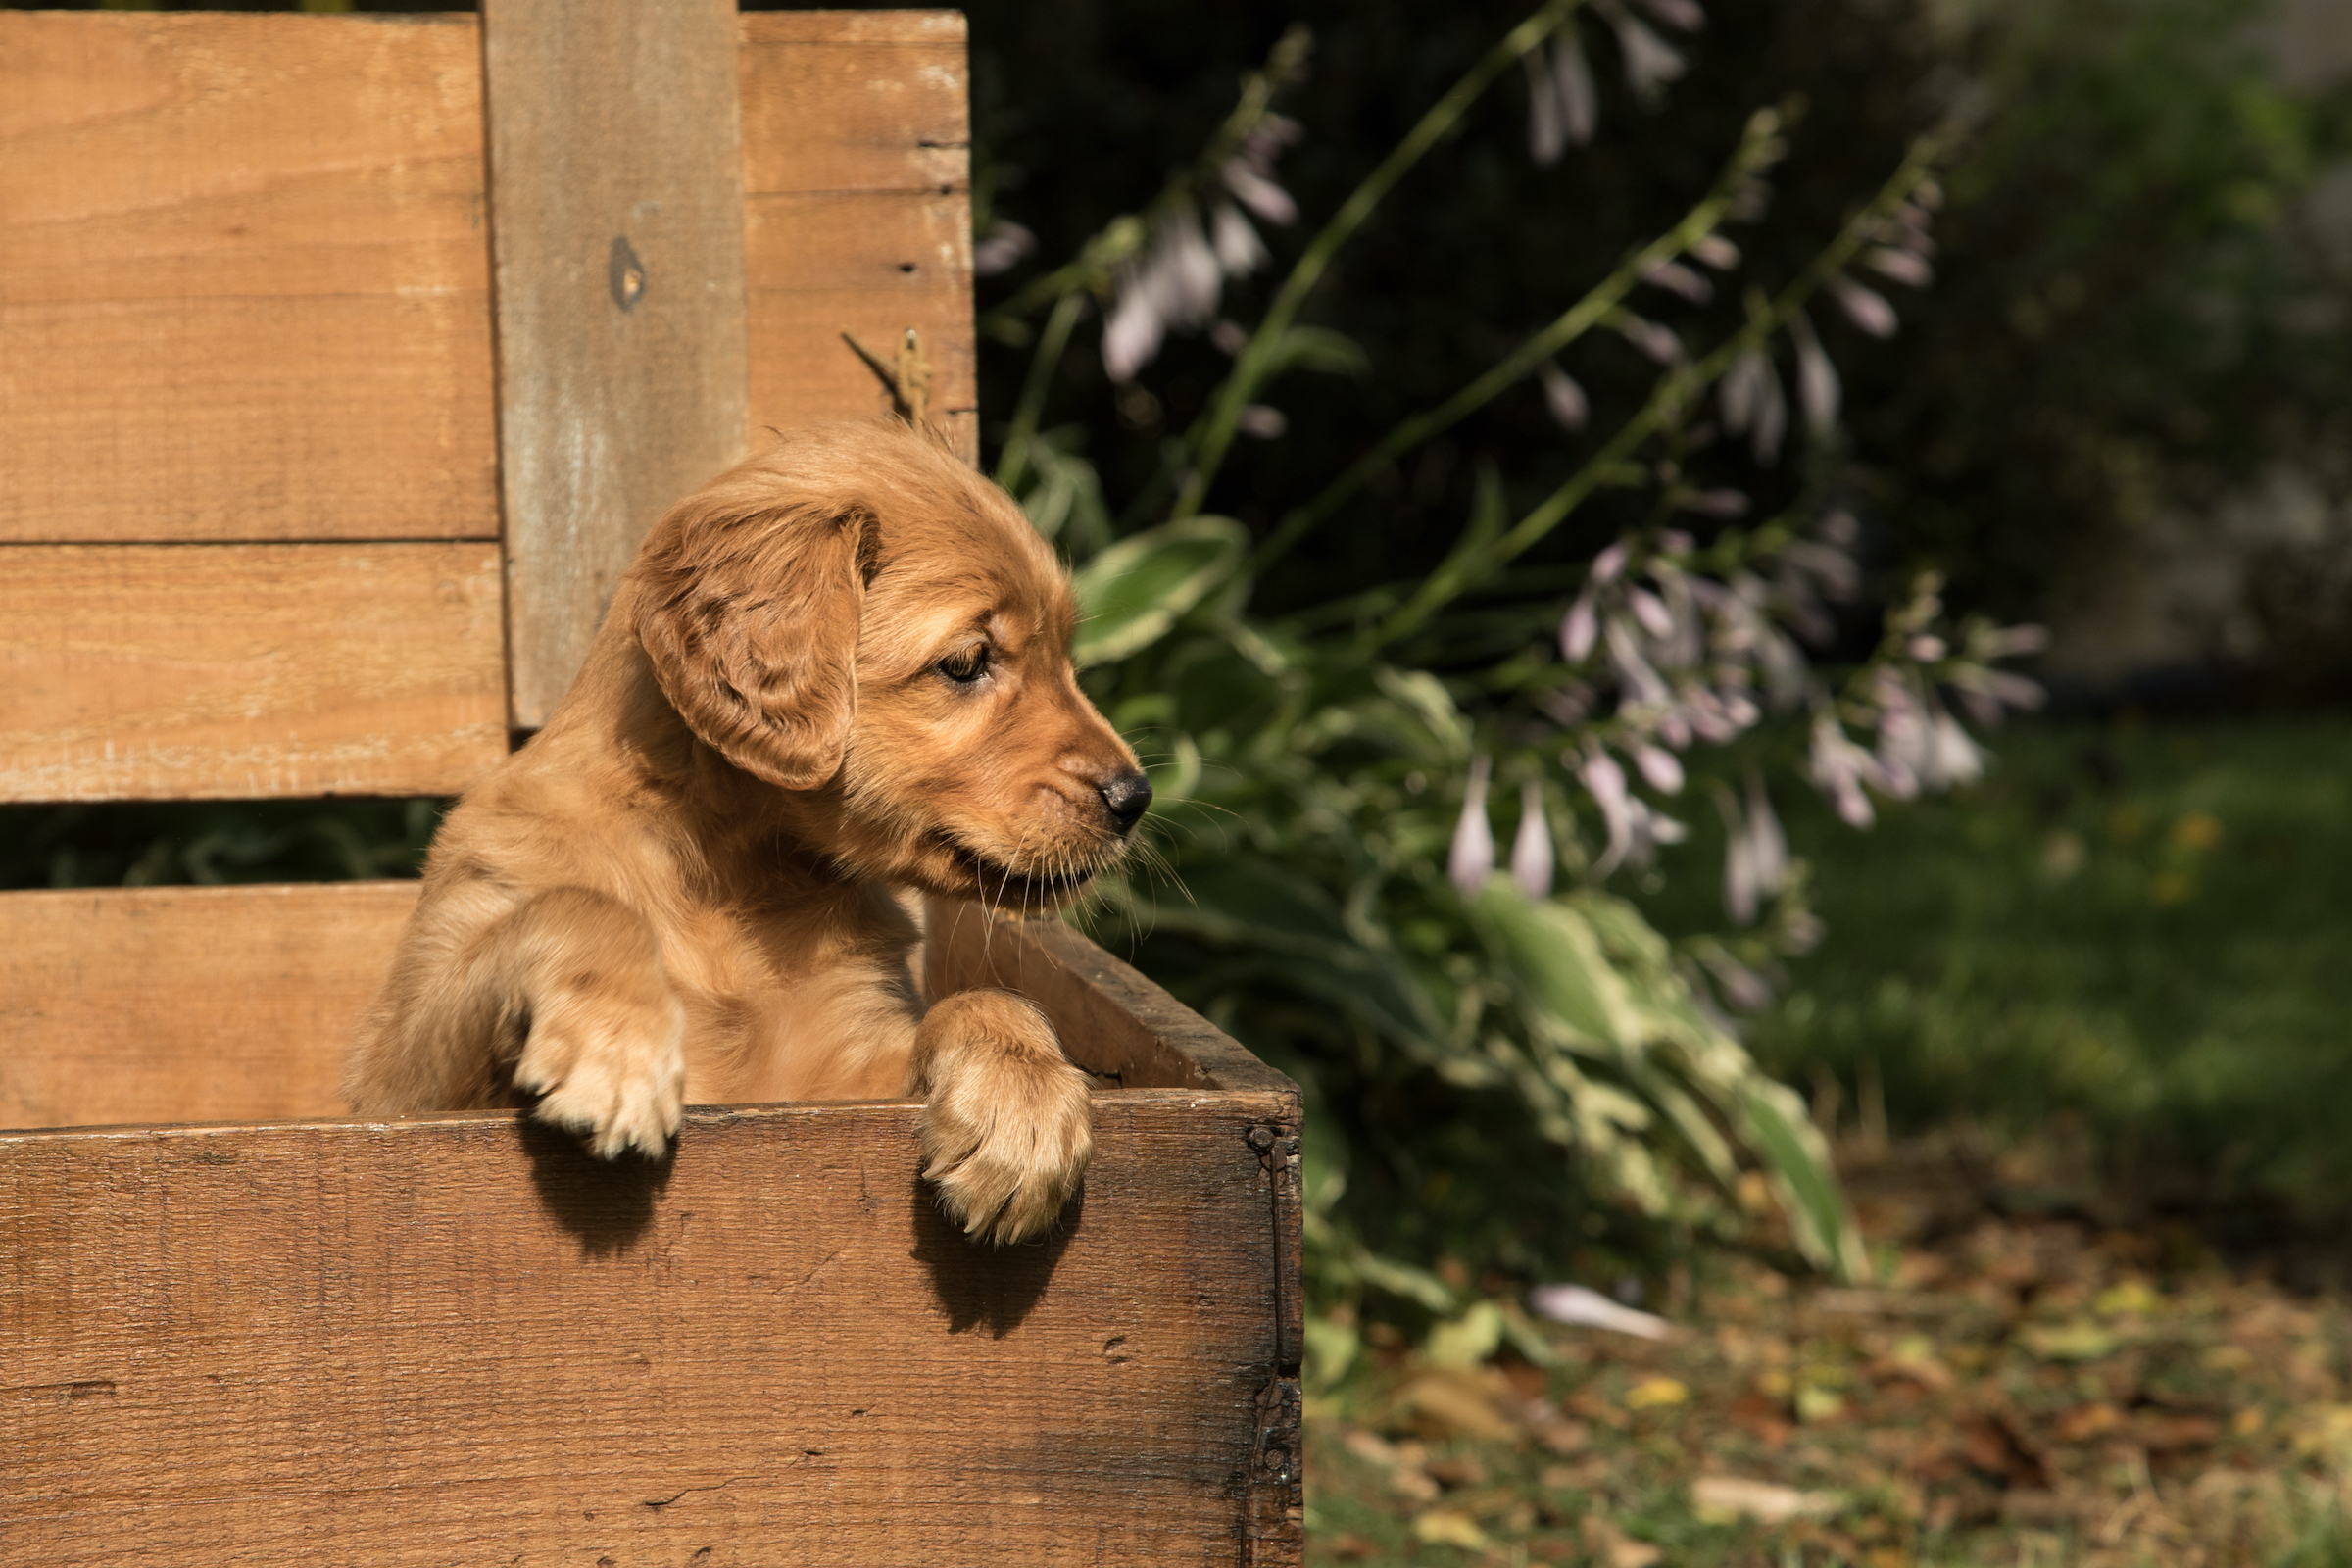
[0,544,506,803]
[741,11,979,464]
[0,1094,1296,1565]
[483,0,754,730]
[0,11,976,558]
[0,13,499,546]
[0,882,419,1133]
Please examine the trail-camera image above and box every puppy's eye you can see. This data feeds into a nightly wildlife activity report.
[936,645,990,685]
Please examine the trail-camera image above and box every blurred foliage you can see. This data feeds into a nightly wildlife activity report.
[0,800,440,891]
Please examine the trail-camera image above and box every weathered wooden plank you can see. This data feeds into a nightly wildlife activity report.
[0,1097,1292,1565]
[924,899,1297,1097]
[0,882,419,1133]
[0,12,499,545]
[0,543,506,803]
[484,0,754,730]
[741,11,978,463]
[925,899,1306,1561]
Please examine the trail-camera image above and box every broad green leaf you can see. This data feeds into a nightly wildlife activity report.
[1070,515,1248,665]
[1740,1081,1870,1283]
[1425,1301,1505,1369]
[1471,878,1637,1046]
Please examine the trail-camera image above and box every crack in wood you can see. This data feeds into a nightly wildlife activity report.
[640,1476,749,1510]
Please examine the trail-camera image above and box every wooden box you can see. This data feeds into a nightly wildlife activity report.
[0,8,1302,1562]
[2,893,1303,1565]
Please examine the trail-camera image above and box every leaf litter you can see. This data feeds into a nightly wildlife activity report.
[1307,1132,2352,1565]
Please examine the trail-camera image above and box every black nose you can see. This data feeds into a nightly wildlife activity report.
[1099,770,1152,834]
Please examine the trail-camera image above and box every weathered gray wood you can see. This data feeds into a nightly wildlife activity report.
[482,0,753,730]
[1,1097,1293,1565]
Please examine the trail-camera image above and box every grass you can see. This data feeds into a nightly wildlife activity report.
[1704,716,2352,1232]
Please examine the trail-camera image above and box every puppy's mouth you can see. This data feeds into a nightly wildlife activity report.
[932,831,1108,905]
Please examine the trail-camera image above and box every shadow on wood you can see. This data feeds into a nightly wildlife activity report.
[519,1113,676,1255]
[906,1173,1081,1338]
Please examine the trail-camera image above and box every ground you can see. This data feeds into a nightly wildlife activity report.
[1304,1131,2352,1567]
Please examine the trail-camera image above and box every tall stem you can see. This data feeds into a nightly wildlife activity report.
[1368,132,1948,649]
[1249,110,1783,577]
[994,291,1086,494]
[1169,0,1585,522]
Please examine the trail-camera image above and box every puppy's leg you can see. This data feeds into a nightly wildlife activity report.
[906,990,1093,1245]
[352,887,687,1159]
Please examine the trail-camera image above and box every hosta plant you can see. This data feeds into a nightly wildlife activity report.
[972,0,2042,1314]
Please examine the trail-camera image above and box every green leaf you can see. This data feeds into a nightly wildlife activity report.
[1261,324,1371,379]
[1471,878,1637,1046]
[1070,515,1249,665]
[1740,1081,1870,1283]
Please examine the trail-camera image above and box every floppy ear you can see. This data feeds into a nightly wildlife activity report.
[631,495,868,790]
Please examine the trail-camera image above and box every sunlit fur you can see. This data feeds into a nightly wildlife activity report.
[344,421,1145,1243]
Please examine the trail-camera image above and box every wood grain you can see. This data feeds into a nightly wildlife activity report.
[741,11,979,465]
[0,543,506,803]
[1,1095,1295,1565]
[0,13,499,545]
[484,0,754,730]
[926,899,1306,1561]
[0,882,418,1132]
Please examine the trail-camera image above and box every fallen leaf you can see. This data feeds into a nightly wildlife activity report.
[1582,1515,1663,1568]
[1795,1383,1846,1424]
[2132,1413,2220,1452]
[1691,1474,1844,1523]
[1426,1455,1488,1488]
[1328,1531,1378,1561]
[1959,1411,2053,1490]
[1412,1508,1490,1549]
[2096,1279,2162,1318]
[1869,1335,1955,1391]
[2053,1402,2124,1443]
[1390,1367,1521,1442]
[2019,1320,2119,1362]
[1625,1376,1689,1410]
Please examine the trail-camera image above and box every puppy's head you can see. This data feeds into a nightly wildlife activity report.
[629,421,1150,910]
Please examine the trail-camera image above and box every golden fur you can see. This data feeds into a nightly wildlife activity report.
[344,421,1150,1244]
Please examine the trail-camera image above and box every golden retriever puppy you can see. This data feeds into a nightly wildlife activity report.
[344,421,1151,1244]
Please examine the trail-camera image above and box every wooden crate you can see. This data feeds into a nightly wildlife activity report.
[0,9,1302,1562]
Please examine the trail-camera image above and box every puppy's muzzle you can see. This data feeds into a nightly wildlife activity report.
[1098,770,1152,836]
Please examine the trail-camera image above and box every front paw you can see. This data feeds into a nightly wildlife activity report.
[514,983,688,1159]
[915,991,1094,1245]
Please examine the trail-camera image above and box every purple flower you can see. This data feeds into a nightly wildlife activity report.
[1642,259,1713,304]
[1634,0,1706,30]
[1539,360,1591,431]
[972,220,1036,277]
[1551,33,1597,146]
[1448,755,1495,897]
[1610,12,1687,99]
[1236,404,1288,439]
[1561,591,1599,661]
[1211,203,1268,276]
[1788,310,1840,434]
[1523,45,1567,167]
[1511,777,1556,898]
[1864,245,1933,288]
[1221,158,1298,226]
[1828,274,1899,339]
[1690,233,1740,270]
